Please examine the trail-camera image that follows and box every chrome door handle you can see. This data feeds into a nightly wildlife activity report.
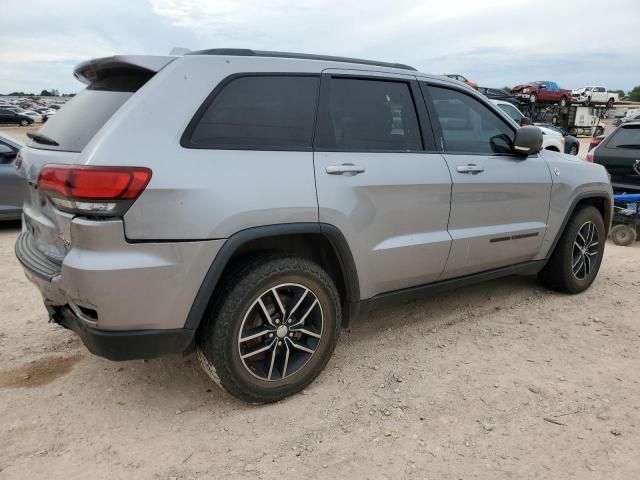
[326,163,366,175]
[456,164,484,174]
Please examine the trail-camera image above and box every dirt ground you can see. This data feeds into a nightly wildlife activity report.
[1,220,639,479]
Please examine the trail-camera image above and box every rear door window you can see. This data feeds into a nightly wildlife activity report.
[315,77,423,152]
[28,72,152,152]
[608,126,640,149]
[185,76,319,150]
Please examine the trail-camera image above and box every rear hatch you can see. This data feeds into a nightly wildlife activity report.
[16,55,175,264]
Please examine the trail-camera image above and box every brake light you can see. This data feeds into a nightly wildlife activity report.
[588,137,603,152]
[38,165,152,216]
[585,153,594,162]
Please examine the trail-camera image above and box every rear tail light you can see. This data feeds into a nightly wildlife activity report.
[585,153,594,162]
[588,138,603,152]
[38,165,152,216]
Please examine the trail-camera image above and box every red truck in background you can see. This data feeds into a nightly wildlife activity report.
[511,81,572,106]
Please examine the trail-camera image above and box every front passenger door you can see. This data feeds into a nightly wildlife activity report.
[424,84,552,279]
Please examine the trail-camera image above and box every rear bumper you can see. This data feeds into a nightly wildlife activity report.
[49,305,195,360]
[15,216,225,331]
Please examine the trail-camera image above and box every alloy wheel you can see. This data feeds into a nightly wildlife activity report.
[572,221,599,280]
[237,283,323,381]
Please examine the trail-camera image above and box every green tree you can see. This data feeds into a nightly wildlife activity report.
[628,85,640,101]
[40,89,52,96]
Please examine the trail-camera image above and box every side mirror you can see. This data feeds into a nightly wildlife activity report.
[520,116,532,126]
[513,126,543,155]
[0,144,17,163]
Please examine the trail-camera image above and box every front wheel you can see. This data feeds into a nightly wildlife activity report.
[197,256,341,403]
[607,98,615,108]
[568,144,578,156]
[538,205,605,293]
[529,93,537,103]
[560,96,568,107]
[19,119,29,126]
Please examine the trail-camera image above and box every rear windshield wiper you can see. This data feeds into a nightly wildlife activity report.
[26,132,59,146]
[615,144,640,149]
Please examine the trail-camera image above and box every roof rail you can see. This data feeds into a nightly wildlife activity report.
[186,48,417,71]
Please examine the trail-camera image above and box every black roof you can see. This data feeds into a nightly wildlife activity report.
[187,48,417,71]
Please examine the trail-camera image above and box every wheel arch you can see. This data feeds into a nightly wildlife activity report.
[548,193,613,257]
[183,223,360,331]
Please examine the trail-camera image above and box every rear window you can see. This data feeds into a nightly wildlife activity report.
[184,75,320,150]
[28,72,152,152]
[608,126,640,149]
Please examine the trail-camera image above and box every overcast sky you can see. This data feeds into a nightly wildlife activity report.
[1,0,639,94]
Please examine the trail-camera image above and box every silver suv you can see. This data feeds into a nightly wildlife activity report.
[15,49,612,403]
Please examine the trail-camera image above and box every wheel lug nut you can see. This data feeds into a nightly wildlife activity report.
[289,333,294,337]
[268,333,274,338]
[275,319,280,324]
[278,341,283,346]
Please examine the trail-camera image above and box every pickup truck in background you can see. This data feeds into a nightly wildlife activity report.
[572,86,618,106]
[511,81,572,106]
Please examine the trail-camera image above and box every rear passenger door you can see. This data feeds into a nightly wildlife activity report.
[313,71,453,299]
[422,83,552,279]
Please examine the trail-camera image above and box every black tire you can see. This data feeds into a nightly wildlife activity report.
[594,126,605,137]
[610,224,636,246]
[568,144,578,156]
[585,97,591,106]
[538,205,605,294]
[19,119,29,127]
[197,255,341,403]
[607,98,615,108]
[529,93,537,104]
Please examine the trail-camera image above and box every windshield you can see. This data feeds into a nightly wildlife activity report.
[498,103,523,123]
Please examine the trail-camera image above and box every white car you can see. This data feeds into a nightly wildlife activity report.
[571,87,617,106]
[491,100,565,152]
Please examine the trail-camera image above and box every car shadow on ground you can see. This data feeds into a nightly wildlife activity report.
[0,220,21,232]
[66,273,546,410]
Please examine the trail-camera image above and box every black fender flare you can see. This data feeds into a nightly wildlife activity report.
[183,223,360,330]
[547,192,613,257]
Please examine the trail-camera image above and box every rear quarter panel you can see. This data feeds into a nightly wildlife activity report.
[534,150,613,260]
[77,56,325,240]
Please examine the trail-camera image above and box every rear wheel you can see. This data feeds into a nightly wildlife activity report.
[197,256,341,403]
[610,224,636,246]
[607,98,615,108]
[538,205,605,293]
[568,144,578,156]
[19,119,29,126]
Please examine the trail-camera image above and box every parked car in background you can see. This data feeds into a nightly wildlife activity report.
[536,123,580,156]
[490,100,565,152]
[588,122,640,192]
[0,133,24,221]
[8,107,44,123]
[616,113,640,126]
[571,87,617,107]
[478,87,519,105]
[511,81,571,106]
[444,74,478,89]
[0,107,34,126]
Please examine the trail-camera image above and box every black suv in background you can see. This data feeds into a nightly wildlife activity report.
[0,107,34,126]
[589,122,640,193]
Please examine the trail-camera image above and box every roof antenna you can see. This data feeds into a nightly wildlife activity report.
[169,47,191,55]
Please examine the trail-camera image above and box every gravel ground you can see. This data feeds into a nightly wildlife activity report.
[1,220,639,479]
